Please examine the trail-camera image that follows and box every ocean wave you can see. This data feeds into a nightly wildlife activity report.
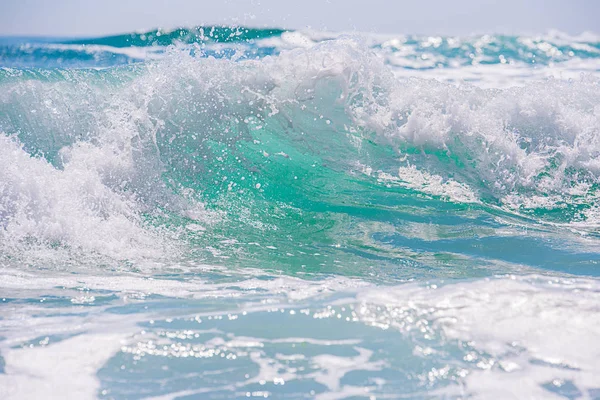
[1,25,600,399]
[0,38,599,268]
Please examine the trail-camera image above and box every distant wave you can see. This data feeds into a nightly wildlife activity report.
[1,26,599,76]
[64,26,287,47]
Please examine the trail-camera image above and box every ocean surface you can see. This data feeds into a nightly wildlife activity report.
[1,26,600,399]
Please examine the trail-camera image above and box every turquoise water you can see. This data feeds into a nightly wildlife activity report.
[1,27,600,399]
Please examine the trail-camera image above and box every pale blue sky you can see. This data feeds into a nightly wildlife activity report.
[0,0,598,37]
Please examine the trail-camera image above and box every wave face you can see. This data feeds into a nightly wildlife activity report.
[1,27,600,399]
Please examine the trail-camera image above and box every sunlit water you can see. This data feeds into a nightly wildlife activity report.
[1,27,600,399]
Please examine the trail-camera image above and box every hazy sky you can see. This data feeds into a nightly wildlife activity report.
[1,0,598,37]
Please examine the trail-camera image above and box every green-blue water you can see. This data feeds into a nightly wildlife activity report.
[1,27,600,399]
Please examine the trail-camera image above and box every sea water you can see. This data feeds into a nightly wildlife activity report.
[0,27,600,399]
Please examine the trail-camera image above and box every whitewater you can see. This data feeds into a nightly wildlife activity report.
[1,27,599,399]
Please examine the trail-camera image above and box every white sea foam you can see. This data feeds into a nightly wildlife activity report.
[0,135,167,261]
[0,272,598,399]
[0,334,127,400]
[357,276,600,399]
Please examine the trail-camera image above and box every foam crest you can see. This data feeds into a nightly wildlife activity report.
[0,135,168,261]
[363,75,600,215]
